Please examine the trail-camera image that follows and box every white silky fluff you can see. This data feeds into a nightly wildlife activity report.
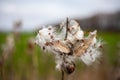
[80,31,102,65]
[80,45,101,65]
[55,54,63,71]
[35,26,55,48]
[67,20,84,44]
[57,19,67,40]
[55,54,75,71]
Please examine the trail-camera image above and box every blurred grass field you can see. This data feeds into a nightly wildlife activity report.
[0,32,120,80]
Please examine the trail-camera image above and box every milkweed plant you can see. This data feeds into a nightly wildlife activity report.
[35,18,102,77]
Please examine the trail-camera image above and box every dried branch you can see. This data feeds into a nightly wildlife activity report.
[65,17,69,40]
[61,70,64,80]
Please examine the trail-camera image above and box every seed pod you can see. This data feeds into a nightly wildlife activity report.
[63,61,75,74]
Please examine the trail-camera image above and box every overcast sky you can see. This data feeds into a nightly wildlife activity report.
[0,0,120,31]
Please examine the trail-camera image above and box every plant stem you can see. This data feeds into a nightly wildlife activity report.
[65,17,69,40]
[61,70,64,80]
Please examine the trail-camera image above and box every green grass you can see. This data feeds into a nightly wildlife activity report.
[98,32,120,64]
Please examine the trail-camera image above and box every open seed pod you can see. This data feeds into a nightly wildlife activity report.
[63,61,75,74]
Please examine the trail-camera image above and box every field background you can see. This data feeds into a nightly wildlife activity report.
[0,31,120,80]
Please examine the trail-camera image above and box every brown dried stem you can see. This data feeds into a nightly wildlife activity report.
[65,17,69,40]
[61,69,64,80]
[62,17,69,80]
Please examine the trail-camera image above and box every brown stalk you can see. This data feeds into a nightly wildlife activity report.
[61,17,69,80]
[65,17,69,40]
[61,70,64,80]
